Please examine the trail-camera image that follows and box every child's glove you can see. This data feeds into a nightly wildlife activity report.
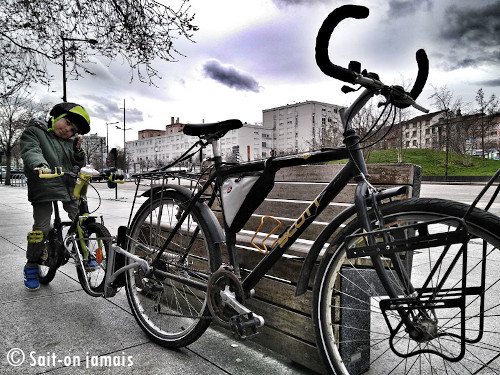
[73,137,84,154]
[35,164,51,175]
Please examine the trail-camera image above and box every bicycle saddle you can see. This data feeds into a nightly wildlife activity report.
[183,119,243,137]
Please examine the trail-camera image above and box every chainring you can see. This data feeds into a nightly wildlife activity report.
[207,267,245,326]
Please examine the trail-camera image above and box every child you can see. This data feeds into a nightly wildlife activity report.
[20,102,91,290]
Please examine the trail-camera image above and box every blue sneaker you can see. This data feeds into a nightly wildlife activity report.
[84,256,100,272]
[24,266,40,291]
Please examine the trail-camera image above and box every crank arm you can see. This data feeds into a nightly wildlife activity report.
[220,288,265,327]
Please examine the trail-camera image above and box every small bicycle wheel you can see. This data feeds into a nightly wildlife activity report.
[126,189,222,348]
[76,222,110,296]
[313,198,500,374]
[38,264,57,284]
[38,229,64,284]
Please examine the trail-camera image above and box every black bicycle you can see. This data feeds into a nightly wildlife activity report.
[37,166,123,297]
[121,5,500,374]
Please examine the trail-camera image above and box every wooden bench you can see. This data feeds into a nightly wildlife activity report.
[225,163,422,374]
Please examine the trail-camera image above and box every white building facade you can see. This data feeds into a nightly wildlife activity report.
[263,100,344,155]
[125,100,343,170]
[126,122,274,171]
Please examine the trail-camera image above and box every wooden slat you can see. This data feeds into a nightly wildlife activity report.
[156,163,421,375]
[275,163,419,185]
[252,326,325,374]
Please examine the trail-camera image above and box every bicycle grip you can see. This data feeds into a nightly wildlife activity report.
[409,49,429,100]
[315,5,369,84]
[37,167,64,179]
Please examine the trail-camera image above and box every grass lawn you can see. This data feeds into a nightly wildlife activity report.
[330,149,500,176]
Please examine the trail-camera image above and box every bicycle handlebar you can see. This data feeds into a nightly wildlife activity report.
[37,167,65,179]
[315,5,429,102]
[315,5,368,84]
[36,167,125,183]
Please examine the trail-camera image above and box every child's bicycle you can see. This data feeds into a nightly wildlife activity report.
[61,5,496,374]
[37,166,125,296]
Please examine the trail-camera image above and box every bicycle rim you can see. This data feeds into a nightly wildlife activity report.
[76,222,109,295]
[126,191,220,348]
[314,198,500,374]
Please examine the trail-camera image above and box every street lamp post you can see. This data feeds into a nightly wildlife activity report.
[116,124,132,172]
[105,121,119,155]
[61,35,98,102]
[117,99,132,172]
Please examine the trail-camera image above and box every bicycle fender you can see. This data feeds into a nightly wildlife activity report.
[141,185,225,244]
[295,205,357,297]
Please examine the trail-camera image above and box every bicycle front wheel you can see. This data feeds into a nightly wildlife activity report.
[76,222,110,296]
[126,189,222,348]
[313,198,500,374]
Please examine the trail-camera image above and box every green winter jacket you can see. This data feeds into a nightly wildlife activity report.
[20,119,86,203]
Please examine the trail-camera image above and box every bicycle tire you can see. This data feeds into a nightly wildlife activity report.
[313,197,500,374]
[38,228,64,284]
[76,222,110,296]
[126,190,222,348]
[38,263,57,284]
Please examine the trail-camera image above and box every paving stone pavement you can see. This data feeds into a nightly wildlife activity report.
[0,182,314,375]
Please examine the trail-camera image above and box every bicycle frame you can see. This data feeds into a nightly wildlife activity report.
[132,86,410,300]
[43,171,142,297]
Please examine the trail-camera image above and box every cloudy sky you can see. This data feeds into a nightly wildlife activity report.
[35,0,499,148]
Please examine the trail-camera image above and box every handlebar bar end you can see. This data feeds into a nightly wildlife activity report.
[315,5,369,84]
[409,49,429,100]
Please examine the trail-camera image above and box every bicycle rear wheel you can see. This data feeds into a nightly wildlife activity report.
[76,222,110,296]
[313,198,500,374]
[126,189,222,348]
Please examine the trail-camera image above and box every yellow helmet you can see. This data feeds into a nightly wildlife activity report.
[49,102,91,135]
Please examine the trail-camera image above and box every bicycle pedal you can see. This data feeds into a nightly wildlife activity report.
[229,313,260,340]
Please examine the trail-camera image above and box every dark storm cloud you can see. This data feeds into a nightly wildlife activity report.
[439,2,500,67]
[273,0,330,8]
[477,78,500,87]
[272,0,329,7]
[202,60,260,92]
[125,107,144,123]
[440,2,500,46]
[386,0,432,18]
[82,95,144,123]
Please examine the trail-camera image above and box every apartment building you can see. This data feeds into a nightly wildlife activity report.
[126,119,273,171]
[263,100,344,154]
[125,100,344,171]
[388,110,500,158]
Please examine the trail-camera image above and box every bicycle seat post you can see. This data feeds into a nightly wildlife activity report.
[210,138,223,166]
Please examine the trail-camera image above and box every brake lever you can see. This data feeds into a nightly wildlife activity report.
[387,85,429,113]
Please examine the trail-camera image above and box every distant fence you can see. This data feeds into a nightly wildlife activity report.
[1,173,27,187]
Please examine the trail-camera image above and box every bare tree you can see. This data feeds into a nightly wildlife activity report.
[310,118,343,150]
[475,88,499,158]
[390,108,414,163]
[429,85,464,176]
[0,91,44,184]
[82,135,106,170]
[0,0,198,96]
